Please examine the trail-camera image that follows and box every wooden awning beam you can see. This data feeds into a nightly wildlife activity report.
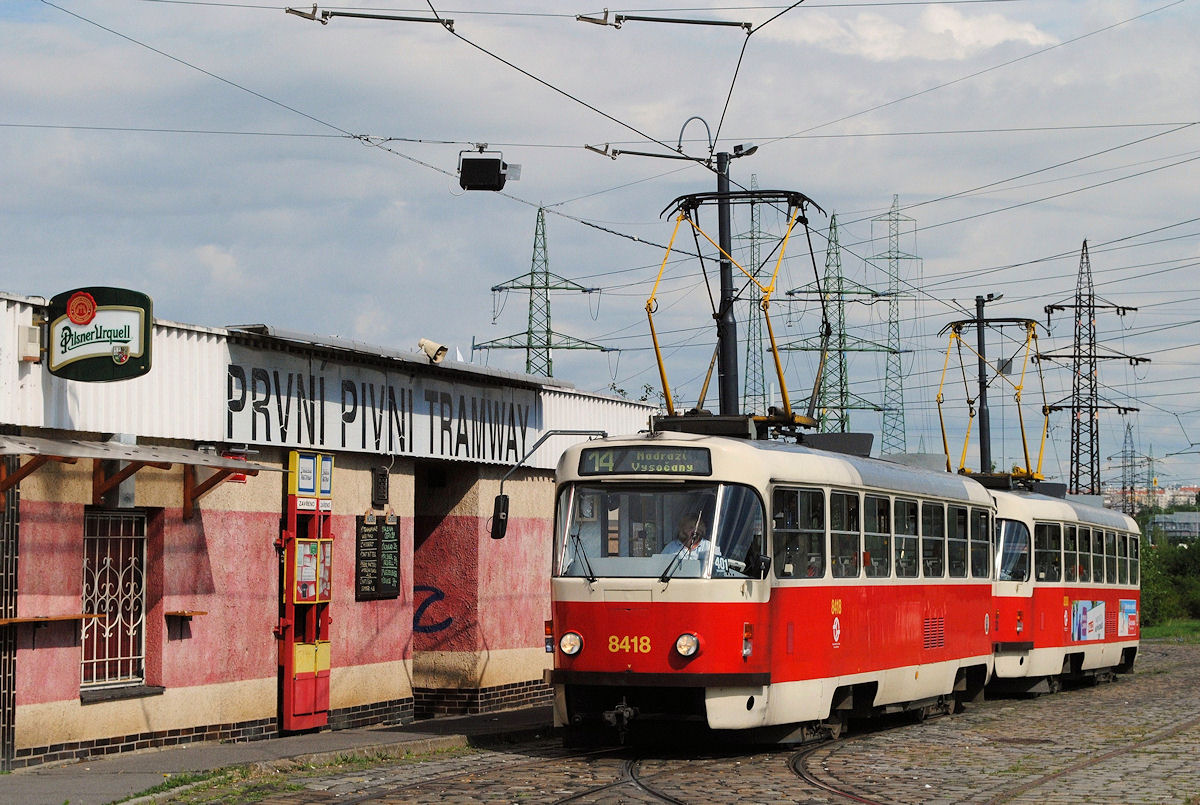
[92,459,173,505]
[1,435,280,517]
[0,455,79,496]
[182,463,262,520]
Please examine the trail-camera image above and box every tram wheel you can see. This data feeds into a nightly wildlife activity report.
[823,712,848,740]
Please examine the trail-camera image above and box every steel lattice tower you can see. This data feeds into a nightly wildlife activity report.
[782,213,892,430]
[1070,241,1100,493]
[1042,240,1147,495]
[473,208,610,376]
[819,215,849,433]
[875,195,916,455]
[741,176,769,415]
[1120,422,1137,515]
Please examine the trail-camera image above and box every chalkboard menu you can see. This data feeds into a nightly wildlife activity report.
[355,515,400,601]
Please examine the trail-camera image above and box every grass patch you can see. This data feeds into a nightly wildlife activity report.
[118,766,304,804]
[1142,619,1200,642]
[120,744,477,803]
[112,770,221,800]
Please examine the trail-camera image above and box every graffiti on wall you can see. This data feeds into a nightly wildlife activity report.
[413,585,452,634]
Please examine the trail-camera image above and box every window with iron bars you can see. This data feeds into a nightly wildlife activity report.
[82,511,146,688]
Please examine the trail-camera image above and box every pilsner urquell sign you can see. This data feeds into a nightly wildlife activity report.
[48,287,153,381]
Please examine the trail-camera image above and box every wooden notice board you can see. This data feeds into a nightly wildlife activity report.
[355,515,400,601]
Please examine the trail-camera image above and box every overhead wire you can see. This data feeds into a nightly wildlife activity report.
[39,0,1200,440]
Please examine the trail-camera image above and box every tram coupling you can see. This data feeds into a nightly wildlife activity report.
[601,698,639,740]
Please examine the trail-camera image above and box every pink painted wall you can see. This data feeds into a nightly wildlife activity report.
[17,501,416,709]
[413,513,480,653]
[480,514,552,648]
[330,512,414,666]
[413,512,552,656]
[15,500,89,705]
[158,508,280,687]
[15,501,283,705]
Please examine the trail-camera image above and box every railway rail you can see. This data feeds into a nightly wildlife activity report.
[156,642,1199,804]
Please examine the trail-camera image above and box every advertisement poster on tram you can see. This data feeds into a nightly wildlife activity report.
[1118,599,1138,636]
[1072,600,1106,641]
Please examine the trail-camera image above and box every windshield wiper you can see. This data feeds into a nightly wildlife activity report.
[570,529,597,583]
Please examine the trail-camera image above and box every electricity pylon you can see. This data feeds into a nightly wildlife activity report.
[874,196,918,454]
[473,207,611,376]
[740,176,769,415]
[783,214,888,432]
[1041,240,1148,494]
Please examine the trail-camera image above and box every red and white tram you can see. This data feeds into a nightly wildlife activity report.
[542,430,997,742]
[989,488,1140,693]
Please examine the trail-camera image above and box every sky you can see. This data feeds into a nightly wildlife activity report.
[2,0,1198,490]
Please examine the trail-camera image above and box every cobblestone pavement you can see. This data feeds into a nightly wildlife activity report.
[158,642,1200,804]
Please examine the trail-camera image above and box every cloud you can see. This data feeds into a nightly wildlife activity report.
[759,7,1057,61]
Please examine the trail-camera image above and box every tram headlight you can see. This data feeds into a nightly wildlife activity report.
[559,631,584,656]
[675,633,700,657]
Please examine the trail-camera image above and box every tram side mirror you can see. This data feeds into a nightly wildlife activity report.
[746,553,771,580]
[490,494,509,540]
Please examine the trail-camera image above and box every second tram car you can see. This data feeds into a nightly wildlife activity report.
[989,488,1140,693]
[543,430,998,741]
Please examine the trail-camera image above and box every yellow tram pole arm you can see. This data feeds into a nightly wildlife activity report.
[695,345,719,411]
[1031,326,1051,478]
[1013,323,1035,478]
[960,407,976,474]
[646,214,686,417]
[763,297,794,418]
[955,328,978,474]
[936,331,956,473]
[761,206,804,420]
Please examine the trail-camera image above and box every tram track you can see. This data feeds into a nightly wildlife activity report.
[550,757,689,804]
[981,711,1200,805]
[297,741,618,804]
[322,747,692,805]
[788,736,892,805]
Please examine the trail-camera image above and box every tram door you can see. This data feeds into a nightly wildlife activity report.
[994,518,1033,650]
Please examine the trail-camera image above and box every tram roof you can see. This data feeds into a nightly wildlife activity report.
[991,488,1139,532]
[559,431,994,507]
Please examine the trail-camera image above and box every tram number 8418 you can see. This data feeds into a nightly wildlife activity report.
[609,635,652,653]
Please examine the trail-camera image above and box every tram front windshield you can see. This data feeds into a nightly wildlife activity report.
[555,482,764,579]
[995,518,1031,582]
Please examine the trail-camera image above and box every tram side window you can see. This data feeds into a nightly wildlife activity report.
[1105,531,1117,585]
[830,492,861,578]
[1075,528,1091,583]
[864,495,891,578]
[970,508,990,578]
[921,502,945,578]
[1091,529,1105,583]
[894,499,919,578]
[1130,535,1140,585]
[1034,523,1062,582]
[773,488,825,579]
[1064,526,1078,582]
[947,505,968,578]
[1118,534,1129,585]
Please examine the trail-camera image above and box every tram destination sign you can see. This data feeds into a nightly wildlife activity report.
[47,287,153,382]
[579,446,712,476]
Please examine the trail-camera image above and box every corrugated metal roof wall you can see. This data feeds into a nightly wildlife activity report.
[1,294,653,470]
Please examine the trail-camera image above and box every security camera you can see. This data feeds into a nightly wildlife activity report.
[418,338,448,364]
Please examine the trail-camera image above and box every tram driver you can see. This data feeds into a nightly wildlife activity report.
[660,511,723,569]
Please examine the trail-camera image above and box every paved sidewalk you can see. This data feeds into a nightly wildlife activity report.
[3,705,555,805]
